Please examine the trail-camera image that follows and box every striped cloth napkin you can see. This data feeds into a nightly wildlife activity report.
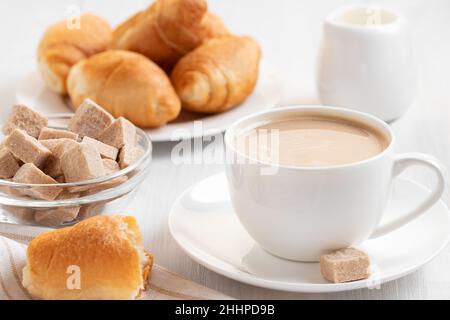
[0,223,231,300]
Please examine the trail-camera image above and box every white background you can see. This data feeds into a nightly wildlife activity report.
[1,0,450,299]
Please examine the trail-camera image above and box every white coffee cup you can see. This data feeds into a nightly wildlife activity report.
[317,5,415,122]
[224,106,445,261]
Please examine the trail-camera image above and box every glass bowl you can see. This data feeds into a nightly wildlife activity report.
[0,114,152,228]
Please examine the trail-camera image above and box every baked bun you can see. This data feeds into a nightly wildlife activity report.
[201,12,230,40]
[38,13,112,94]
[67,50,181,128]
[171,35,261,113]
[110,0,223,70]
[22,215,153,300]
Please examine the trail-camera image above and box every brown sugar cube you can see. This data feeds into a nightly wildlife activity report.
[72,175,128,194]
[12,163,62,200]
[39,139,65,152]
[38,127,78,141]
[102,159,120,174]
[0,182,24,198]
[61,142,105,182]
[0,148,20,179]
[40,138,78,153]
[44,155,61,178]
[320,248,371,283]
[68,99,114,138]
[55,175,66,183]
[69,164,124,193]
[2,205,35,223]
[50,139,79,157]
[0,185,13,196]
[0,141,6,154]
[82,136,118,160]
[57,189,81,199]
[69,159,121,194]
[70,176,128,194]
[34,207,79,226]
[44,140,79,178]
[34,190,80,226]
[67,185,89,193]
[98,117,137,149]
[0,142,19,163]
[78,203,105,220]
[118,144,144,169]
[45,159,60,178]
[5,129,51,167]
[2,104,48,138]
[85,176,128,195]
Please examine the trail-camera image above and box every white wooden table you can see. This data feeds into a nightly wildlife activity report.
[1,0,449,299]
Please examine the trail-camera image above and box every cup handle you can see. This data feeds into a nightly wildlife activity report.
[370,153,446,239]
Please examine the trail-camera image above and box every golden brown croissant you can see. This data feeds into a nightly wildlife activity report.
[67,50,181,128]
[38,13,112,94]
[201,12,230,40]
[171,35,261,113]
[109,0,228,70]
[22,215,153,300]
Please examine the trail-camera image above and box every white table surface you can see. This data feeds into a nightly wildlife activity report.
[1,0,449,299]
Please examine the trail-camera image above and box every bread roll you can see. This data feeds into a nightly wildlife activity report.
[171,35,261,113]
[110,0,228,70]
[201,12,230,40]
[38,13,112,94]
[67,50,181,128]
[22,215,153,300]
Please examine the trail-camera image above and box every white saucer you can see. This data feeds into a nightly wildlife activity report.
[169,173,450,293]
[16,62,282,142]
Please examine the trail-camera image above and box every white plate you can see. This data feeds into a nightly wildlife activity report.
[16,62,282,142]
[169,173,450,293]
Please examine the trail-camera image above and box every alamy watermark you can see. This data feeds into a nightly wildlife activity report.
[170,121,281,175]
[66,265,81,290]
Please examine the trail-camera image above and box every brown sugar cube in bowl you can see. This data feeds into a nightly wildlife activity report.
[44,139,79,178]
[12,163,62,200]
[38,127,78,140]
[71,158,124,194]
[0,179,25,198]
[38,138,76,153]
[40,138,78,153]
[320,248,371,283]
[80,175,129,195]
[2,206,35,223]
[98,117,136,149]
[34,207,80,227]
[82,136,118,160]
[70,159,122,194]
[61,142,105,182]
[39,139,65,152]
[118,144,144,169]
[55,175,66,183]
[2,104,48,138]
[5,129,51,167]
[102,159,120,174]
[0,148,20,179]
[77,203,105,220]
[68,99,114,138]
[34,190,81,226]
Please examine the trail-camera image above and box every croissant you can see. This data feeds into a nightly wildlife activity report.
[109,0,228,70]
[67,50,181,128]
[22,215,153,300]
[201,12,230,40]
[171,35,261,113]
[38,13,112,94]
